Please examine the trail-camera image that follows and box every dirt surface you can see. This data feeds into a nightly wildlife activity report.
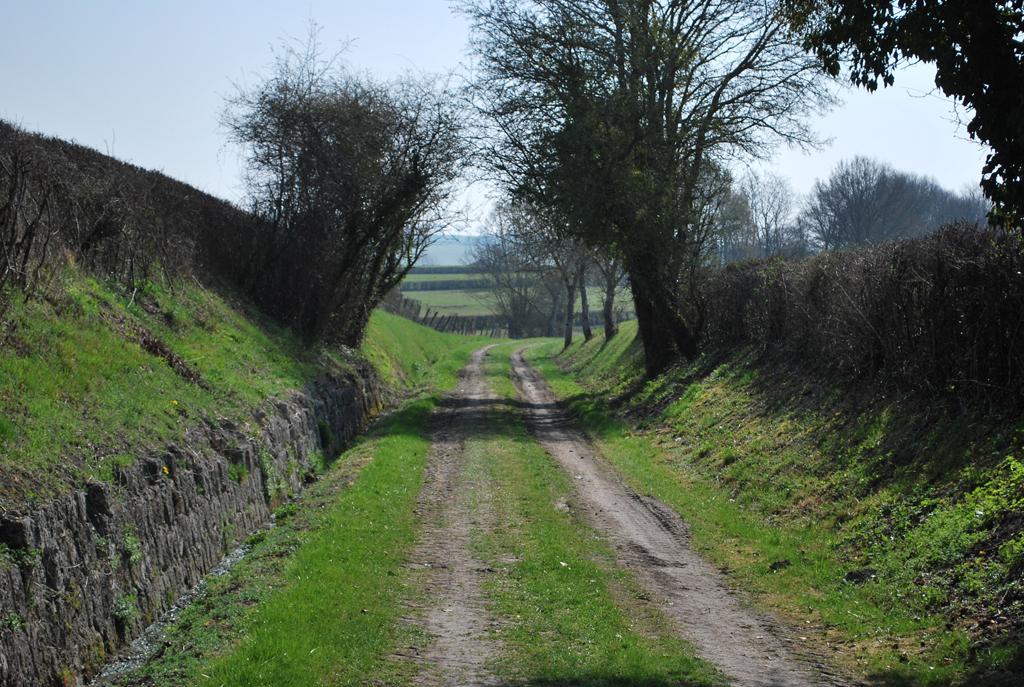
[509,346,855,687]
[395,346,501,687]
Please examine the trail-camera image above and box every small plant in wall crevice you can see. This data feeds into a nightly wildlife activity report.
[113,595,138,625]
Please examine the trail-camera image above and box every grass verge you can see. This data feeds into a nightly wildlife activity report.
[0,267,480,512]
[196,399,433,686]
[361,311,490,390]
[523,328,1024,686]
[0,272,346,508]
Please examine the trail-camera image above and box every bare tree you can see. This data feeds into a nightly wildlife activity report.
[0,143,52,307]
[593,251,626,339]
[498,202,594,348]
[462,0,835,375]
[711,187,756,264]
[937,184,991,227]
[471,202,561,338]
[800,156,991,251]
[549,236,592,348]
[739,171,803,257]
[222,25,467,346]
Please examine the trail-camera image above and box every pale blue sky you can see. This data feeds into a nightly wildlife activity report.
[1,2,989,219]
[1,2,469,200]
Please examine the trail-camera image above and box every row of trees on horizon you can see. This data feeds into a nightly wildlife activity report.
[467,153,989,344]
[716,158,990,261]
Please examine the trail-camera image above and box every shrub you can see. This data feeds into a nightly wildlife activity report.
[122,527,143,567]
[0,119,253,313]
[228,461,249,484]
[699,223,1024,405]
[258,446,287,500]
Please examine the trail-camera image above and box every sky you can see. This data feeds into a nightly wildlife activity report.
[1,2,991,226]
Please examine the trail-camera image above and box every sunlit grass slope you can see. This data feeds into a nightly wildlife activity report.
[0,269,485,511]
[117,317,493,686]
[0,271,348,508]
[527,328,1024,686]
[361,310,490,389]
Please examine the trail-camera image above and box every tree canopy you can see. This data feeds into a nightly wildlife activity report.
[461,0,834,375]
[222,29,467,347]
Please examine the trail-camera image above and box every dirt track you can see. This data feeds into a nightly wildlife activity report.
[396,345,501,686]
[508,346,852,687]
[400,345,851,686]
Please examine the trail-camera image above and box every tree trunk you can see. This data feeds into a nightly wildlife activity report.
[563,278,577,349]
[339,302,373,349]
[603,267,618,340]
[547,283,563,338]
[628,269,698,377]
[578,267,593,341]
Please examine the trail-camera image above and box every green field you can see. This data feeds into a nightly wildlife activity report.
[403,282,633,321]
[402,272,481,283]
[406,288,494,317]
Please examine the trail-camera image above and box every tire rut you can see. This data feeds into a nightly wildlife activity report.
[509,346,859,687]
[395,346,501,687]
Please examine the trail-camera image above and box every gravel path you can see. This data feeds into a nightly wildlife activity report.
[397,344,853,687]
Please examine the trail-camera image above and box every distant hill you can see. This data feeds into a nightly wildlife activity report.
[419,234,482,266]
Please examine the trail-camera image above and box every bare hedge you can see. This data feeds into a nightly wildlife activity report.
[699,223,1024,402]
[1,119,251,307]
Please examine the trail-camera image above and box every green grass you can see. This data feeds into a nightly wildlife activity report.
[401,272,478,283]
[111,399,432,686]
[405,288,493,317]
[463,340,725,685]
[199,399,433,686]
[0,272,346,508]
[111,319,488,686]
[361,311,491,390]
[0,270,489,511]
[522,329,1024,685]
[152,334,721,686]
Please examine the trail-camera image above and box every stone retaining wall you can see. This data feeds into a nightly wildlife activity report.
[0,370,382,687]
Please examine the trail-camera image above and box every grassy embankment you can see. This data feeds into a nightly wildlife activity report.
[0,270,357,511]
[0,259,493,509]
[105,313,489,686]
[525,324,1024,686]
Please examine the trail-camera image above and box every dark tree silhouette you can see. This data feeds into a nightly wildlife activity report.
[222,27,467,346]
[461,0,834,375]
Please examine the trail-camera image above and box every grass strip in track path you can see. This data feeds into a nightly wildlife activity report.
[506,345,851,687]
[195,398,433,686]
[465,341,727,686]
[393,344,503,686]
